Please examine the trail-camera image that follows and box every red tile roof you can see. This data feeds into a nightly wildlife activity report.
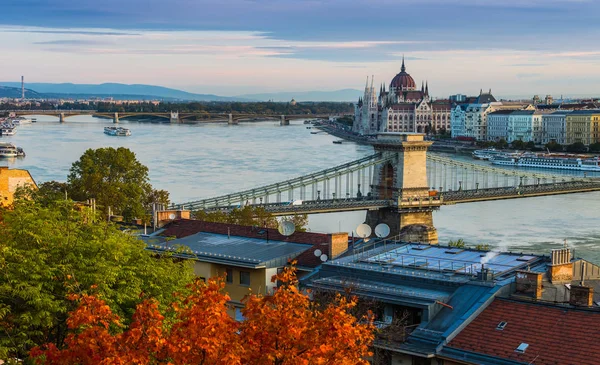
[161,219,337,268]
[447,298,600,365]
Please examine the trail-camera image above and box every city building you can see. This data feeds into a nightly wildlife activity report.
[146,219,348,317]
[507,110,544,143]
[542,110,571,145]
[486,110,513,141]
[302,239,600,364]
[565,110,600,145]
[450,91,499,140]
[353,58,452,135]
[0,167,37,207]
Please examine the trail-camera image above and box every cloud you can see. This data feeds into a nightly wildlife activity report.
[34,39,111,45]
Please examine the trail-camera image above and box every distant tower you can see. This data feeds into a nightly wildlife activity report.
[21,76,24,100]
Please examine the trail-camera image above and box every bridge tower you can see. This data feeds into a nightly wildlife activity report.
[59,113,65,123]
[113,112,119,124]
[170,111,180,123]
[366,133,441,244]
[280,115,289,126]
[228,113,238,125]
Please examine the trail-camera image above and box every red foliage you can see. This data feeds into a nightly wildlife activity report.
[30,268,374,365]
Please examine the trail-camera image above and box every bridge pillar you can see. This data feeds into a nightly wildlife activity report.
[170,111,180,123]
[368,133,441,244]
[113,112,119,124]
[228,113,238,125]
[280,115,289,126]
[59,113,65,123]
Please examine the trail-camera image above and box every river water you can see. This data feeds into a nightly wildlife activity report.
[3,115,600,262]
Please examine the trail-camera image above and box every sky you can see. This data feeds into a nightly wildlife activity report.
[1,0,599,98]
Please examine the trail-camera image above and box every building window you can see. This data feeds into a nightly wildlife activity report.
[226,268,233,284]
[240,271,251,286]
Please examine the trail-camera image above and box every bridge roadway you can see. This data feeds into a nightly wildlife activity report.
[194,181,600,215]
[5,110,334,124]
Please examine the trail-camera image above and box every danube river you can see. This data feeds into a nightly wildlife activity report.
[3,115,600,261]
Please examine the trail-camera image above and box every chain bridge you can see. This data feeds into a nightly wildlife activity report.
[172,133,600,243]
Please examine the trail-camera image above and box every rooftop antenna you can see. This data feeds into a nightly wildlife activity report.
[374,223,390,239]
[356,223,372,243]
[277,220,296,236]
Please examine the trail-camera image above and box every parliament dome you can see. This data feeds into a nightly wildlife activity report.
[390,57,416,91]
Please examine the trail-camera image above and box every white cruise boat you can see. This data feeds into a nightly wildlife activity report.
[491,152,600,172]
[472,148,505,160]
[0,142,20,158]
[104,126,132,136]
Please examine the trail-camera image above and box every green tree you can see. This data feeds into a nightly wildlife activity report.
[0,199,194,359]
[545,141,563,152]
[511,139,526,150]
[68,147,154,221]
[194,206,308,232]
[525,141,536,150]
[566,142,587,153]
[588,142,600,153]
[495,139,508,149]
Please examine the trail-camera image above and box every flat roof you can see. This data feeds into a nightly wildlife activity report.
[147,232,312,269]
[331,242,543,280]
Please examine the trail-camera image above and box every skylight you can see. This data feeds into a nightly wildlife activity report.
[515,343,529,353]
[496,321,507,330]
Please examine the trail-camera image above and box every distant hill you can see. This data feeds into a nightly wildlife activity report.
[0,86,42,99]
[0,82,251,102]
[235,89,363,102]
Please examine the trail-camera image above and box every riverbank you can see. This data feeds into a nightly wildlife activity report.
[315,122,477,154]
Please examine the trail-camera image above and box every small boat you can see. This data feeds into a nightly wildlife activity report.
[310,131,319,134]
[0,142,19,158]
[306,126,312,129]
[104,126,131,136]
[11,117,32,125]
[1,127,16,136]
[333,140,343,144]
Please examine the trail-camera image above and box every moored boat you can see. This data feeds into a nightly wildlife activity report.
[472,148,505,160]
[0,142,20,158]
[491,152,600,172]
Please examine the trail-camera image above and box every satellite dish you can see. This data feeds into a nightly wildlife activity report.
[314,249,322,257]
[320,254,328,262]
[375,223,391,238]
[168,213,176,220]
[356,223,372,238]
[277,221,296,236]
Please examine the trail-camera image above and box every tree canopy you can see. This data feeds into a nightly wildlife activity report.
[195,205,309,232]
[30,267,374,365]
[0,199,194,359]
[67,147,169,221]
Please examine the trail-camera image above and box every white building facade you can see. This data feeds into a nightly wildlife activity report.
[486,110,513,141]
[507,110,543,143]
[542,111,570,145]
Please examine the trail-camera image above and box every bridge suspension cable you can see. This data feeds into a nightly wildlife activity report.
[172,152,394,211]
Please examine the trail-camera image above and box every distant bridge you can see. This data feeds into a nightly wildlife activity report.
[5,110,335,125]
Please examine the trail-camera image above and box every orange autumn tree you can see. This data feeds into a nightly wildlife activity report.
[30,266,374,365]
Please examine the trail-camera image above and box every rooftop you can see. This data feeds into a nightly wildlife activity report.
[331,242,544,281]
[147,231,312,269]
[444,298,600,365]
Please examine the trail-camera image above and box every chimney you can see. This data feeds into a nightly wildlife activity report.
[329,232,349,259]
[549,248,573,283]
[515,270,543,299]
[569,285,594,307]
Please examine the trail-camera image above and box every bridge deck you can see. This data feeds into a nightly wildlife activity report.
[441,181,600,204]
